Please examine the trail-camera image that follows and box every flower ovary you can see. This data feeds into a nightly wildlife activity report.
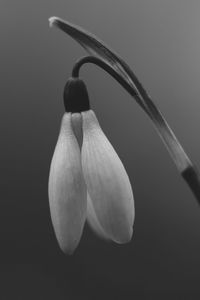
[63,77,90,113]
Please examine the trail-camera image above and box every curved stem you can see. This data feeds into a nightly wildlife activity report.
[72,56,149,115]
[72,56,200,205]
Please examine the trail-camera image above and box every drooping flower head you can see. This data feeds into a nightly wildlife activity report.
[48,77,135,254]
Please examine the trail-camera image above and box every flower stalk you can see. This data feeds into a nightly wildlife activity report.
[49,16,200,206]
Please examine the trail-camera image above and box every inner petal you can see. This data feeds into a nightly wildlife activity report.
[71,113,83,148]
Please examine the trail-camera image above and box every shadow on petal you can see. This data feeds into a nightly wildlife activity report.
[87,193,110,241]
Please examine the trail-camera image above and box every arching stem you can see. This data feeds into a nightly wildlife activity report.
[72,55,200,205]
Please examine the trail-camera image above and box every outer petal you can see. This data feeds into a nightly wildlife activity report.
[82,110,135,243]
[48,113,87,254]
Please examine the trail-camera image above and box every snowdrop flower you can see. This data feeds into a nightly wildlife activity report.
[48,77,135,254]
[48,16,200,256]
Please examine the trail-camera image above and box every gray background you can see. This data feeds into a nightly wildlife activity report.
[1,0,200,299]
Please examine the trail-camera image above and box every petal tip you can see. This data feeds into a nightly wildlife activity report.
[59,243,77,255]
[115,226,133,244]
[55,231,83,256]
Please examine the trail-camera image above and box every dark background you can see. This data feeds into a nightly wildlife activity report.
[1,0,200,299]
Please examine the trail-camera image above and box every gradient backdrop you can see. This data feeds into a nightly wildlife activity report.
[1,0,200,299]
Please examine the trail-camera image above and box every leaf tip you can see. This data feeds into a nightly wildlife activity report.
[49,16,60,28]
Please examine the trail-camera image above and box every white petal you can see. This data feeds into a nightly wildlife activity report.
[87,193,110,241]
[48,113,87,254]
[82,110,135,244]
